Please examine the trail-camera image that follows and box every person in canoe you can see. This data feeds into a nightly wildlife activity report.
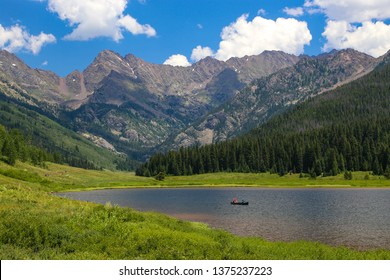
[231,197,249,205]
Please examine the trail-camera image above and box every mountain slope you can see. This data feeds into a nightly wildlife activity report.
[67,50,299,151]
[251,52,390,136]
[168,49,378,149]
[1,48,300,154]
[0,91,125,170]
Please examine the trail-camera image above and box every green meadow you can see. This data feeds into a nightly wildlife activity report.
[1,161,390,260]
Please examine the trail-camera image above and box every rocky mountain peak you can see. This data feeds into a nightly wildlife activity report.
[0,49,65,103]
[95,49,123,61]
[83,50,135,92]
[195,56,222,66]
[330,48,374,62]
[0,49,22,61]
[0,49,32,74]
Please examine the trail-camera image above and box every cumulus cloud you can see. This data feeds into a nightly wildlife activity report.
[163,54,191,67]
[47,0,156,41]
[305,0,390,22]
[214,14,312,60]
[190,45,214,62]
[305,0,390,57]
[322,20,390,57]
[29,32,57,54]
[283,7,304,17]
[0,24,56,54]
[118,15,156,37]
[164,14,312,66]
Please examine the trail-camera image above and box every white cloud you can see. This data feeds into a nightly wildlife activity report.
[304,0,390,57]
[29,32,57,54]
[42,60,48,66]
[47,0,156,41]
[305,0,390,22]
[322,20,390,57]
[163,54,191,67]
[166,14,312,65]
[190,45,214,62]
[0,24,56,54]
[214,14,312,60]
[283,7,304,17]
[118,15,156,37]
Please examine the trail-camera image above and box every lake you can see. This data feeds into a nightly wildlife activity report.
[57,187,390,250]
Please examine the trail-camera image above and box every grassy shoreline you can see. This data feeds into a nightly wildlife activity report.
[1,161,390,259]
[20,162,389,192]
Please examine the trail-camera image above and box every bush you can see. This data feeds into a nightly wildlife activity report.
[344,171,353,180]
[155,172,165,181]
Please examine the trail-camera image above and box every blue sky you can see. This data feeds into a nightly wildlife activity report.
[1,0,390,76]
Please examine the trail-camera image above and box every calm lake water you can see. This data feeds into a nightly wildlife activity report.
[57,188,390,250]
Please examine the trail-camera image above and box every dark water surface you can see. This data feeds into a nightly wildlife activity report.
[57,188,390,250]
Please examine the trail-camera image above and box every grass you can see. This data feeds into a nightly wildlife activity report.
[16,162,388,192]
[1,161,390,259]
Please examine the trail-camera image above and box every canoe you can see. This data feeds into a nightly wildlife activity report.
[231,201,249,205]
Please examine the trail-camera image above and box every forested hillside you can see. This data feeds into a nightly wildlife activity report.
[137,57,390,177]
[0,124,50,167]
[0,93,129,170]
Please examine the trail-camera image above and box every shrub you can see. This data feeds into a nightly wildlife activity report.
[155,172,165,181]
[344,171,353,180]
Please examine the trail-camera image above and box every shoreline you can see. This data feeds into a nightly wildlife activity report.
[55,183,390,193]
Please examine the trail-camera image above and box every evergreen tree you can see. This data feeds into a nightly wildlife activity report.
[2,138,17,165]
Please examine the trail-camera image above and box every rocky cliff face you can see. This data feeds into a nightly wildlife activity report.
[69,50,299,150]
[168,49,378,149]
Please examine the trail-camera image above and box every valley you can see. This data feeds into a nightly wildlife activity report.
[1,161,390,259]
[1,47,390,260]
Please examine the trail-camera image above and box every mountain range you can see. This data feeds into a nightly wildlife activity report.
[137,50,390,177]
[0,47,388,168]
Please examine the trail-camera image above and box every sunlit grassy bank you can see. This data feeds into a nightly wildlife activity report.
[5,161,389,192]
[1,161,390,259]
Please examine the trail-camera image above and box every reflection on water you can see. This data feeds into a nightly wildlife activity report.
[57,188,390,250]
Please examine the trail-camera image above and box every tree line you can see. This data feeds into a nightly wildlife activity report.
[136,119,390,178]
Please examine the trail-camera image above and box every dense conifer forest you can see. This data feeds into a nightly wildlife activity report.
[136,61,390,178]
